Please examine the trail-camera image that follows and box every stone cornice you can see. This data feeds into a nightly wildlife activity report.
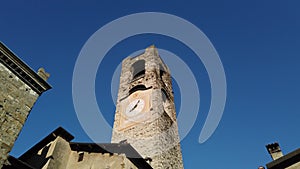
[0,42,51,95]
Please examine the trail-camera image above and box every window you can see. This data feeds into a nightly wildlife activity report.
[78,152,84,162]
[132,60,145,79]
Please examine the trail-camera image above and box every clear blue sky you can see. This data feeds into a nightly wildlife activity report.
[1,1,300,168]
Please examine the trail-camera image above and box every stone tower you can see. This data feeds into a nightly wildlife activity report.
[0,42,51,168]
[112,45,184,169]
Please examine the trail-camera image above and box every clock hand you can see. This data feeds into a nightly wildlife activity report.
[129,100,140,112]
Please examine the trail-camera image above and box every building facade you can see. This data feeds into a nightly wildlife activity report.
[111,45,184,169]
[0,42,51,168]
[4,127,152,169]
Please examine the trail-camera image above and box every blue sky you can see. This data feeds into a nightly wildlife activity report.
[1,0,300,168]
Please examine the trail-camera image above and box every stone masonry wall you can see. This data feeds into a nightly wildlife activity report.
[112,46,184,169]
[67,151,138,169]
[0,63,39,167]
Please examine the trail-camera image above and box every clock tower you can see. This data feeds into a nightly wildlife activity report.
[111,45,184,169]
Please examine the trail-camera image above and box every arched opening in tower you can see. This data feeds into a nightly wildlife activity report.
[132,60,145,80]
[129,85,147,95]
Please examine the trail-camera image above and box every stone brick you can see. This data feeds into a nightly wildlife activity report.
[112,46,184,169]
[0,42,51,168]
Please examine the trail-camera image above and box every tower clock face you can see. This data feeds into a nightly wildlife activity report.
[125,99,145,117]
[117,90,152,131]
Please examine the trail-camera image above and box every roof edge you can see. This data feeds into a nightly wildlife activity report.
[70,142,153,169]
[266,148,300,168]
[19,127,74,161]
[0,42,51,94]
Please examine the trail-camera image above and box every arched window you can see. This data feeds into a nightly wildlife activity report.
[129,85,147,95]
[132,60,145,80]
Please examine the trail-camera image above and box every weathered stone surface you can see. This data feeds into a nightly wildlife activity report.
[0,42,51,168]
[112,46,184,169]
[13,130,144,169]
[0,63,41,167]
[47,137,72,169]
[67,152,138,169]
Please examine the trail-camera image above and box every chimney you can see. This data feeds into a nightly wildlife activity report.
[266,142,283,160]
[37,67,50,81]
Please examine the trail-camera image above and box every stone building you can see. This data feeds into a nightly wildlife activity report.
[264,142,300,169]
[0,42,51,168]
[111,45,184,169]
[2,44,184,169]
[4,127,152,169]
